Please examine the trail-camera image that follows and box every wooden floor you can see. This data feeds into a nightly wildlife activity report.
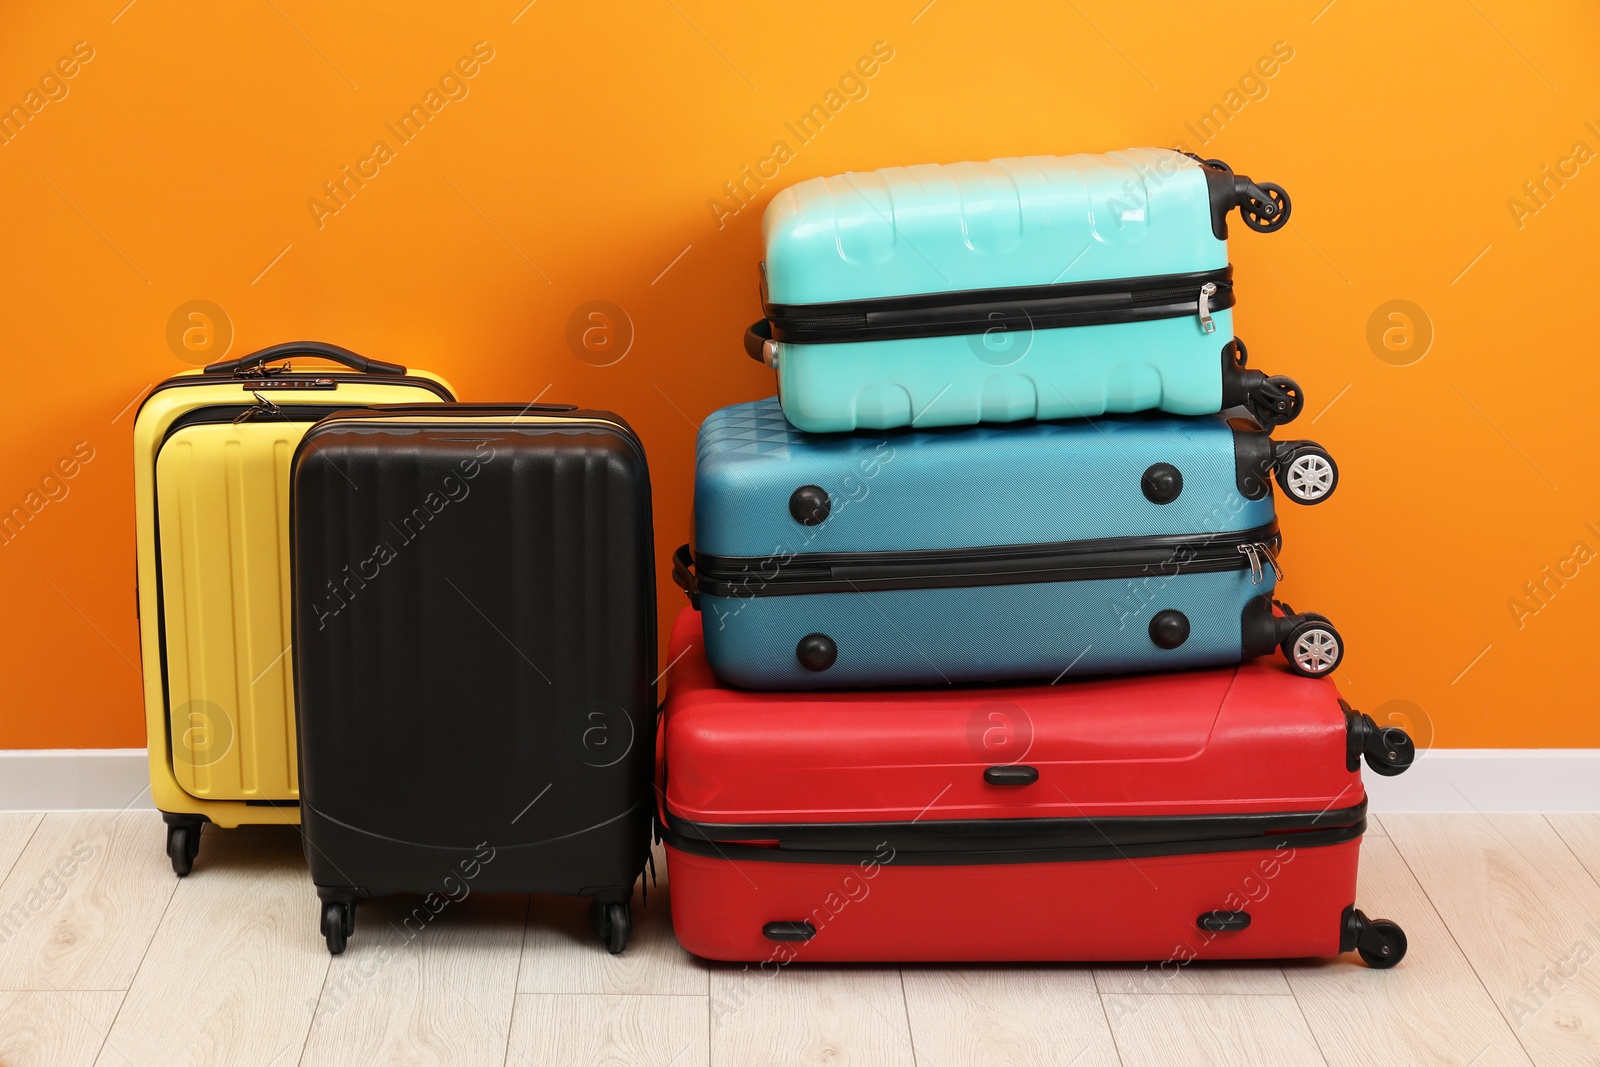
[0,812,1596,1066]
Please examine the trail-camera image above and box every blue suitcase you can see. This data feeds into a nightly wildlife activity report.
[746,148,1300,434]
[675,398,1341,690]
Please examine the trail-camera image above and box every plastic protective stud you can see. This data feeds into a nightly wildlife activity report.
[789,485,831,526]
[1149,610,1191,650]
[796,633,838,672]
[1141,463,1184,505]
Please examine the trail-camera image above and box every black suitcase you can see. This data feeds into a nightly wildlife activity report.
[290,403,656,955]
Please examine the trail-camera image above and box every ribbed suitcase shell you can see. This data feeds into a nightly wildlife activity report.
[134,364,452,826]
[688,398,1285,689]
[758,148,1270,432]
[658,609,1368,963]
[291,407,655,900]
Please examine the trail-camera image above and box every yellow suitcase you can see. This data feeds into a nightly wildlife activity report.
[133,342,454,875]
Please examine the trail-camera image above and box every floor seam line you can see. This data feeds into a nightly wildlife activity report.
[1383,817,1540,1066]
[500,894,533,1067]
[1543,814,1600,892]
[1281,973,1333,1067]
[290,951,333,1067]
[898,968,921,1067]
[0,813,46,892]
[73,988,129,1067]
[85,813,181,1067]
[1094,990,1127,1067]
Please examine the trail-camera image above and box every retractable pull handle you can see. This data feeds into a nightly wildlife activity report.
[204,341,406,377]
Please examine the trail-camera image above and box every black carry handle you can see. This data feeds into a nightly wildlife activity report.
[671,544,699,609]
[744,320,775,365]
[204,341,406,377]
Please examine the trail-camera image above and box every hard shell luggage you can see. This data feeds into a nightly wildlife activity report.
[676,398,1341,690]
[290,403,656,955]
[132,342,454,876]
[656,608,1413,965]
[748,148,1301,433]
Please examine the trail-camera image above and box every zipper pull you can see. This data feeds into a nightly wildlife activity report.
[1258,540,1284,582]
[1237,542,1264,584]
[1198,282,1218,334]
[232,391,283,424]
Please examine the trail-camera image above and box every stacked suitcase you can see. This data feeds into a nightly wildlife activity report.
[663,148,1416,967]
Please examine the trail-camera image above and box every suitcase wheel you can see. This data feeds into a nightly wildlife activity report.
[1274,444,1338,505]
[1240,182,1291,233]
[1249,375,1304,428]
[162,814,204,878]
[1281,615,1343,677]
[590,898,631,955]
[1345,908,1408,969]
[1347,710,1417,777]
[321,900,355,956]
[1358,919,1407,968]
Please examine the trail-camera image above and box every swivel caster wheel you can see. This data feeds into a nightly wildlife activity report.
[1240,183,1291,233]
[1347,709,1417,777]
[1250,375,1304,427]
[162,814,204,878]
[1358,919,1408,968]
[590,898,632,955]
[1345,908,1407,969]
[1281,616,1344,677]
[1274,444,1338,504]
[321,900,355,956]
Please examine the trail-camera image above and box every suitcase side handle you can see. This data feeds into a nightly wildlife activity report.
[671,544,699,609]
[744,320,779,368]
[204,341,406,378]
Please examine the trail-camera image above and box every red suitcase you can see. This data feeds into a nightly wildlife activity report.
[657,608,1413,967]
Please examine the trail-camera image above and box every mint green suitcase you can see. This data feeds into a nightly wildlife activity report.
[747,149,1300,433]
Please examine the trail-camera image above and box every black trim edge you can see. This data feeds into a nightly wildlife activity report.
[692,522,1281,599]
[763,267,1234,345]
[659,815,1365,867]
[664,800,1365,853]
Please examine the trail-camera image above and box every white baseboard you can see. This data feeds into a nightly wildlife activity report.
[0,748,1597,814]
[0,749,153,813]
[1363,749,1600,814]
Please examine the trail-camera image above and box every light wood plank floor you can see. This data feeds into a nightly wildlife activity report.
[0,811,1592,1066]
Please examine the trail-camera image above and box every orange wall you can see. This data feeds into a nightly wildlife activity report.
[1,1,1596,750]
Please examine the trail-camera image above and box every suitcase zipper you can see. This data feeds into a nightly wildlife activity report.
[162,403,350,443]
[232,392,284,424]
[760,266,1235,346]
[137,370,454,425]
[1235,540,1283,585]
[1197,281,1218,334]
[691,522,1281,598]
[660,799,1366,866]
